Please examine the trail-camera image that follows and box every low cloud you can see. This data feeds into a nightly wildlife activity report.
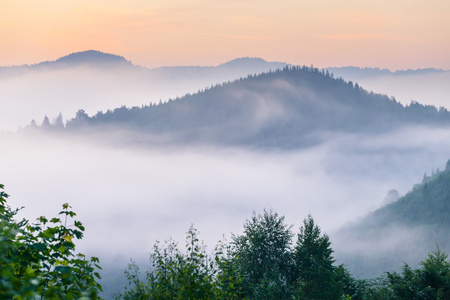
[2,125,449,267]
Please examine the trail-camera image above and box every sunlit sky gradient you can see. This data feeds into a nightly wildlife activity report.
[1,0,449,69]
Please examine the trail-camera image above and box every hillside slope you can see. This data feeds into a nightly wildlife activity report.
[64,66,450,149]
[333,162,450,278]
[368,165,450,229]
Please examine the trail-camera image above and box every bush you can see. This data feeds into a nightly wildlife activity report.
[0,184,102,299]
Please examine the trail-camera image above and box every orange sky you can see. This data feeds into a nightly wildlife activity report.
[1,0,449,69]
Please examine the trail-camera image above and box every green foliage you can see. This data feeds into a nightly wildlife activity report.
[115,225,242,300]
[345,246,450,300]
[117,211,356,300]
[231,209,293,299]
[146,226,217,299]
[211,237,245,299]
[115,209,450,300]
[293,214,343,300]
[370,164,450,231]
[0,184,102,299]
[385,246,450,299]
[0,184,35,299]
[340,161,450,278]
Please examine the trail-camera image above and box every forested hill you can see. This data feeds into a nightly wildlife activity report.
[361,162,450,234]
[58,66,450,148]
[38,50,133,68]
[334,161,450,278]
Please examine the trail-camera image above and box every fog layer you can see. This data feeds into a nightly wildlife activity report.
[2,126,450,262]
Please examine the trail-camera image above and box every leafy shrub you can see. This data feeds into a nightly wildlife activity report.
[0,184,102,299]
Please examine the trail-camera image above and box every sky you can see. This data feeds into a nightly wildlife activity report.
[1,0,450,69]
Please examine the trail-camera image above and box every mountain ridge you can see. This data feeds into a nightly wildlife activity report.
[2,50,447,73]
[38,50,132,68]
[0,51,286,71]
[54,65,450,149]
[4,50,449,134]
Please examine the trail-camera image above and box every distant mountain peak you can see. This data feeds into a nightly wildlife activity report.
[58,50,126,62]
[223,57,268,64]
[36,50,132,68]
[219,57,286,69]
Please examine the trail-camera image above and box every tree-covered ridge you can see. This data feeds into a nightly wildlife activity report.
[333,160,450,280]
[52,65,450,149]
[365,160,450,231]
[356,160,450,258]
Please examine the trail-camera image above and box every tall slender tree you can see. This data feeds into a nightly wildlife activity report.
[293,215,341,299]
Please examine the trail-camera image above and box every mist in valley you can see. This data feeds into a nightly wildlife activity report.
[2,123,450,295]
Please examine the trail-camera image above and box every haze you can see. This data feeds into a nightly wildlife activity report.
[2,124,450,268]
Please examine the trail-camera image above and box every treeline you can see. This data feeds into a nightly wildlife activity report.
[115,210,450,300]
